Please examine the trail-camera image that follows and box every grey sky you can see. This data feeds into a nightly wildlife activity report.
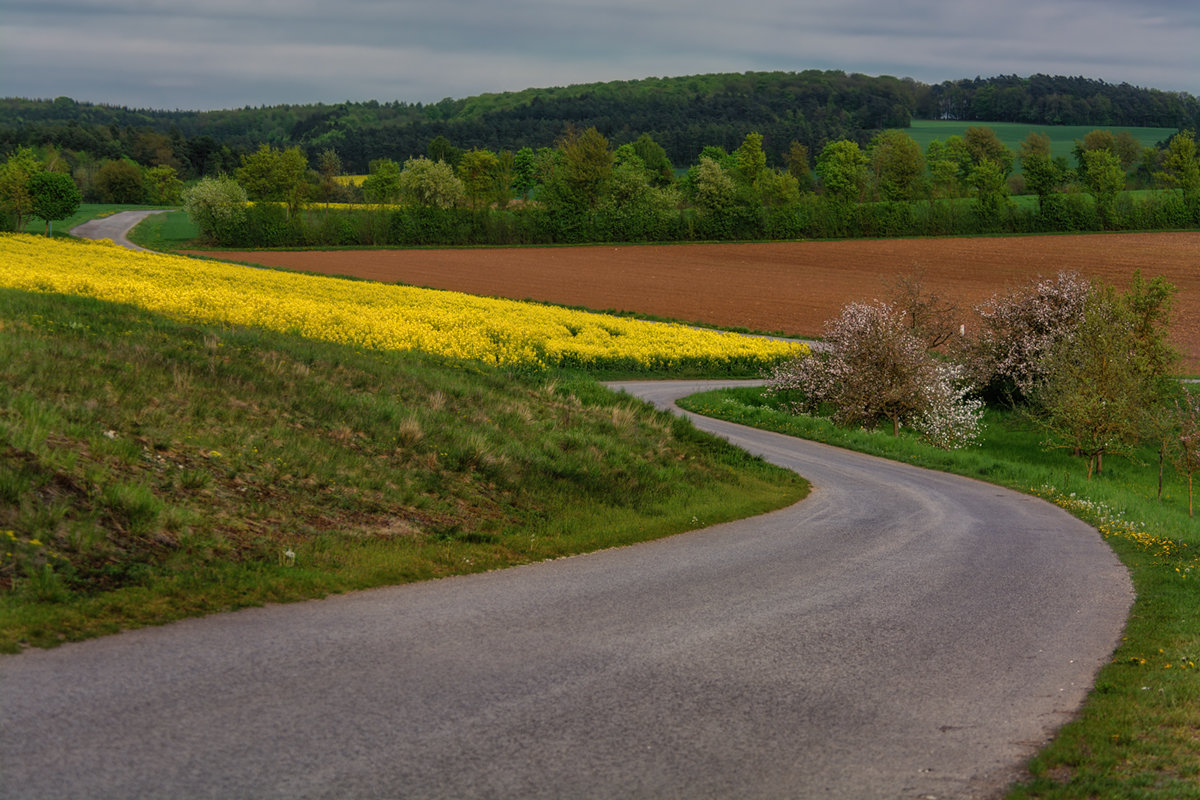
[2,0,1197,111]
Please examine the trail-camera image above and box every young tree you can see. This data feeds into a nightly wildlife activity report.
[28,170,82,236]
[93,159,145,203]
[816,139,869,205]
[558,125,613,209]
[966,271,1091,403]
[926,138,968,199]
[963,126,1014,176]
[1033,285,1150,478]
[361,158,403,204]
[182,175,248,243]
[868,130,926,202]
[456,148,501,211]
[144,164,184,205]
[0,146,41,230]
[967,158,1011,219]
[1173,392,1200,517]
[1081,148,1126,227]
[631,133,673,187]
[398,156,464,209]
[1156,130,1200,211]
[1019,132,1062,212]
[733,132,767,189]
[766,300,982,445]
[784,140,813,191]
[1033,276,1177,478]
[316,149,343,214]
[690,156,736,216]
[236,144,309,219]
[512,147,538,201]
[427,135,462,167]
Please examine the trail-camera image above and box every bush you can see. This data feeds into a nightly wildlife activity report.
[182,176,248,244]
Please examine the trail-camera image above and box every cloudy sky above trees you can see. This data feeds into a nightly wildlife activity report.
[2,0,1197,110]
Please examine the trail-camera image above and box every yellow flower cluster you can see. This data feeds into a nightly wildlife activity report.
[1036,485,1197,579]
[0,235,805,372]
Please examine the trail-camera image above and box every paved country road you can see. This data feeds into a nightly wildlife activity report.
[0,378,1131,799]
[69,209,165,250]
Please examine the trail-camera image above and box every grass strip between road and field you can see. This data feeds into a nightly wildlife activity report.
[678,385,1200,800]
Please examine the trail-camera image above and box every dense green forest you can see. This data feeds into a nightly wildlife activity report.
[4,71,1198,175]
[4,70,1199,247]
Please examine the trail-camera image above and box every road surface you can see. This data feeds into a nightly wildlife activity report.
[0,380,1131,799]
[69,209,165,251]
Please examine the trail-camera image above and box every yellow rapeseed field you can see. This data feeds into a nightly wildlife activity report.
[0,235,806,371]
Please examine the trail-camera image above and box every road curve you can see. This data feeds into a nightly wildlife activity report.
[69,209,165,251]
[0,380,1131,799]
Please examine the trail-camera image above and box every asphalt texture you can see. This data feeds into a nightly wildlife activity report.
[0,380,1132,799]
[68,209,165,250]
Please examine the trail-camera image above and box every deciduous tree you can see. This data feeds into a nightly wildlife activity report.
[1173,392,1200,516]
[967,271,1091,403]
[94,159,145,204]
[868,130,926,202]
[398,156,464,209]
[816,139,868,205]
[1081,148,1126,227]
[362,158,403,204]
[767,300,982,446]
[236,144,309,219]
[0,146,41,230]
[182,175,248,242]
[456,148,501,211]
[1033,279,1174,478]
[145,164,184,205]
[29,170,81,235]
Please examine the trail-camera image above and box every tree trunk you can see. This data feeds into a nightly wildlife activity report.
[1159,448,1165,501]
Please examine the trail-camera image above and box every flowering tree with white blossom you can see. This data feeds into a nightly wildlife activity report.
[767,300,982,448]
[966,271,1091,403]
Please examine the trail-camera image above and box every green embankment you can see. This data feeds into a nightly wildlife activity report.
[0,289,807,651]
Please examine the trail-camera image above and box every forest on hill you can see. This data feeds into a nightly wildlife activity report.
[3,71,1198,176]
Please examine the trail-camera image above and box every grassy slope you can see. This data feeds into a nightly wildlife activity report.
[679,386,1200,800]
[0,289,807,651]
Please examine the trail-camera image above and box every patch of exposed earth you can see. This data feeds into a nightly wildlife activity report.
[199,231,1200,373]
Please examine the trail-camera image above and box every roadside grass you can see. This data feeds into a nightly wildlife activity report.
[125,207,196,250]
[0,289,808,652]
[678,385,1200,799]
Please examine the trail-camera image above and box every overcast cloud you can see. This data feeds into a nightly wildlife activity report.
[1,0,1197,111]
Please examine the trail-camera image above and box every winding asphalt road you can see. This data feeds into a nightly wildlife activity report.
[0,370,1131,798]
[68,208,165,251]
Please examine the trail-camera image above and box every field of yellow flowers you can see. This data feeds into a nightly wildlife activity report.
[0,235,805,372]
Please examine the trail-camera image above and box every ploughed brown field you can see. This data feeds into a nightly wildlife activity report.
[201,231,1200,373]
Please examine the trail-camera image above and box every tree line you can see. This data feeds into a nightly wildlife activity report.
[167,121,1200,248]
[4,71,1198,178]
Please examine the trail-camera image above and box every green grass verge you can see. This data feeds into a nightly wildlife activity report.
[0,289,808,651]
[678,385,1200,799]
[126,208,198,250]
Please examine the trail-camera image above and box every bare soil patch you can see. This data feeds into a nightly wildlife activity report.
[200,231,1200,373]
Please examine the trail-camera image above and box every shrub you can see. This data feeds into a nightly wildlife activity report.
[182,176,248,244]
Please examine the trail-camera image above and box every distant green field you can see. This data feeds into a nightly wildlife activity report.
[902,120,1178,165]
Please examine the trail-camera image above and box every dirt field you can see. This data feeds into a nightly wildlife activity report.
[201,231,1200,373]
